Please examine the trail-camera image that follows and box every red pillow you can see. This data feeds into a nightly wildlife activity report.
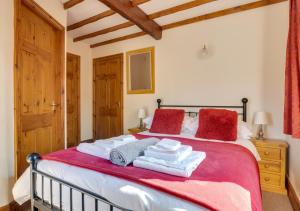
[195,109,238,141]
[150,109,185,134]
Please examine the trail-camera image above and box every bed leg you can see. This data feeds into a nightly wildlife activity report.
[27,153,41,211]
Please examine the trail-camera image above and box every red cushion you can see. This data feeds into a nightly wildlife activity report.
[150,109,185,134]
[195,109,238,141]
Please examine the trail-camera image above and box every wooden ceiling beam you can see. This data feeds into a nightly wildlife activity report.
[97,0,162,39]
[149,0,216,19]
[64,0,84,9]
[74,22,134,42]
[91,32,146,48]
[131,0,150,7]
[68,10,115,31]
[67,0,150,31]
[90,0,287,48]
[74,0,214,42]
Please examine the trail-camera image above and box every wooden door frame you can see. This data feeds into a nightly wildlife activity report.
[93,53,124,139]
[14,0,65,179]
[67,52,81,146]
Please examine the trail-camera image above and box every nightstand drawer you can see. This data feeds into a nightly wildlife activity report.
[260,172,281,186]
[258,160,281,173]
[257,147,281,160]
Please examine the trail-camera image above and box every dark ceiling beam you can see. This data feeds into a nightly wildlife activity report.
[64,0,84,9]
[97,0,162,39]
[90,31,146,48]
[149,0,216,19]
[67,0,150,31]
[74,22,134,42]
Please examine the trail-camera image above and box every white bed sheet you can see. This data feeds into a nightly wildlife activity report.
[13,160,206,211]
[13,133,260,211]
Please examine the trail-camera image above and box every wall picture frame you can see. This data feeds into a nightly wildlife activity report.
[126,47,155,94]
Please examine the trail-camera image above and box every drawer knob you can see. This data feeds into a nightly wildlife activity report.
[264,164,270,168]
[264,151,270,156]
[264,177,270,182]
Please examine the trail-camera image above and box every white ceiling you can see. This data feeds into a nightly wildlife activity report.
[64,0,259,46]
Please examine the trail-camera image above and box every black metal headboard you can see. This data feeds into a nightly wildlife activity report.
[157,98,248,122]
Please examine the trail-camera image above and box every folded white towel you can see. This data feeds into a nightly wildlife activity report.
[94,135,136,149]
[155,139,181,151]
[136,151,206,170]
[148,145,182,154]
[133,151,206,177]
[77,143,111,160]
[95,135,137,146]
[144,145,192,161]
[77,135,137,160]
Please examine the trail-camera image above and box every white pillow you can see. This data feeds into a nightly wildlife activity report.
[181,115,198,135]
[238,121,253,140]
[143,116,153,129]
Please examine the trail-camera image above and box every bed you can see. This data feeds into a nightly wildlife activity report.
[13,98,263,211]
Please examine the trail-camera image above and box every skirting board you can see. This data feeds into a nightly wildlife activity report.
[287,177,300,211]
[0,200,30,211]
[0,204,10,211]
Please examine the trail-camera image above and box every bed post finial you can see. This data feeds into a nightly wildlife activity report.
[27,153,41,170]
[241,98,248,122]
[157,99,162,108]
[27,153,41,211]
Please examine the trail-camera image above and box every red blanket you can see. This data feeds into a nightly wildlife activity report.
[42,135,262,211]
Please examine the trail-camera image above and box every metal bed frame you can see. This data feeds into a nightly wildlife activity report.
[157,98,248,122]
[27,98,248,211]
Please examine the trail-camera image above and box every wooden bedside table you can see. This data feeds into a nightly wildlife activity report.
[252,139,288,194]
[128,127,147,134]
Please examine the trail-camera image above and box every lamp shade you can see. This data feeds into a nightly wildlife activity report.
[138,108,146,119]
[253,112,269,125]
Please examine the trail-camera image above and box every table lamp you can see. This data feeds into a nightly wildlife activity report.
[253,111,269,140]
[138,108,146,129]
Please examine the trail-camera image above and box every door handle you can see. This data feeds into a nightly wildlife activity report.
[116,102,121,107]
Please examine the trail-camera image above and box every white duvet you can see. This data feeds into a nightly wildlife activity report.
[13,133,260,211]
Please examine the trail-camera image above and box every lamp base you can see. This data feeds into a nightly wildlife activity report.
[256,124,265,140]
[139,118,144,130]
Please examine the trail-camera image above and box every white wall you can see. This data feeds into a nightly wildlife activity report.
[0,0,66,206]
[67,36,93,141]
[91,2,300,197]
[0,0,14,206]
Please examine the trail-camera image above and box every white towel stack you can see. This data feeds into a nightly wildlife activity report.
[77,135,137,160]
[133,139,206,177]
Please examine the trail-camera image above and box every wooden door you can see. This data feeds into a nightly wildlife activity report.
[93,54,123,139]
[67,53,80,147]
[15,0,65,177]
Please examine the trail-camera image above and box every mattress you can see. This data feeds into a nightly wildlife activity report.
[13,133,260,211]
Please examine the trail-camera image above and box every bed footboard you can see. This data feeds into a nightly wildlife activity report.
[27,153,132,211]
